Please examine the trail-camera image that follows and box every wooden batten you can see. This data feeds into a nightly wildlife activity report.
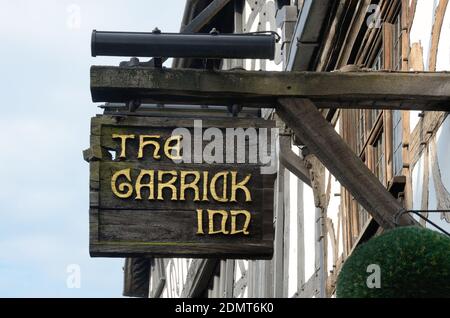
[90,66,450,111]
[383,23,394,70]
[88,115,277,259]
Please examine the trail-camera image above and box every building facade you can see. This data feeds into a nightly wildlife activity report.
[120,0,450,298]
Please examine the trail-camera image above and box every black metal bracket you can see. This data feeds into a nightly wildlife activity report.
[119,27,164,69]
[226,66,246,117]
[119,28,163,112]
[203,28,221,70]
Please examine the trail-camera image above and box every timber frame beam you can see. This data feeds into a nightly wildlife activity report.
[279,135,312,187]
[276,98,416,229]
[91,67,450,111]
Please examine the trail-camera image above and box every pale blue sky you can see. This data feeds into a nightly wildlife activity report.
[0,0,185,297]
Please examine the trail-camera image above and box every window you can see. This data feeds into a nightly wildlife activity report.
[392,110,403,175]
[368,48,383,132]
[372,48,383,71]
[392,14,402,71]
[368,109,381,132]
[392,12,403,176]
[357,153,370,229]
[356,109,365,154]
[372,130,385,185]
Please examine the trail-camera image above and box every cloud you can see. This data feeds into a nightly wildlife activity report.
[0,0,185,297]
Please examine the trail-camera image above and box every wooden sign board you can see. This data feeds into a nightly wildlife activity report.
[87,115,276,259]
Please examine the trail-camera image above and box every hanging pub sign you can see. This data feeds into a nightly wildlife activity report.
[85,115,277,259]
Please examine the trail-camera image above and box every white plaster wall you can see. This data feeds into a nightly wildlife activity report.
[435,2,450,71]
[410,1,450,132]
[409,0,436,71]
[302,181,316,280]
[160,258,191,298]
[243,0,282,71]
[411,117,450,234]
[410,1,450,234]
[287,170,298,296]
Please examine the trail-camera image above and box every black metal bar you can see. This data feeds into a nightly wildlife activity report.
[91,30,275,59]
[174,0,232,68]
[397,210,450,237]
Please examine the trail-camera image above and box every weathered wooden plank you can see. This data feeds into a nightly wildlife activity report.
[98,209,269,242]
[91,114,276,130]
[91,66,450,111]
[89,115,276,259]
[277,98,417,229]
[90,241,273,259]
[410,111,447,168]
[101,135,264,166]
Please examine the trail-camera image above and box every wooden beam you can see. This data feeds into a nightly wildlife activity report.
[181,0,232,33]
[276,98,417,229]
[91,66,450,111]
[410,111,447,168]
[279,135,312,187]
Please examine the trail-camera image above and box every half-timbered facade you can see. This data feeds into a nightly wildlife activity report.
[115,0,450,298]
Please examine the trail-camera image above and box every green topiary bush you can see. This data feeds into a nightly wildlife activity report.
[336,226,450,298]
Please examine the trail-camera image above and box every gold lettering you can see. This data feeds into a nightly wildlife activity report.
[112,134,135,158]
[202,171,209,202]
[138,135,161,159]
[180,171,200,201]
[157,170,177,200]
[135,170,155,200]
[210,171,228,202]
[196,209,204,234]
[230,172,252,202]
[110,168,254,205]
[164,135,183,160]
[230,210,251,235]
[208,210,229,234]
[111,168,133,198]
